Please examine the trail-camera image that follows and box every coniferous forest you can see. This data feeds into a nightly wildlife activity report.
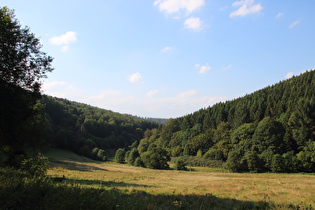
[116,70,315,173]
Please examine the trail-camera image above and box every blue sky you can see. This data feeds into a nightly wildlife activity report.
[2,0,315,118]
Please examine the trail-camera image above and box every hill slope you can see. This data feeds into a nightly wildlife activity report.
[41,96,161,160]
[128,70,315,172]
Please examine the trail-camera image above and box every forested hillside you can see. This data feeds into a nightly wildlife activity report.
[41,96,160,160]
[118,70,315,172]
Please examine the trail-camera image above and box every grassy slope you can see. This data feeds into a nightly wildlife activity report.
[46,149,315,208]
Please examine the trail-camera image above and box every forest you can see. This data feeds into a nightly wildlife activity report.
[116,70,315,173]
[41,95,161,160]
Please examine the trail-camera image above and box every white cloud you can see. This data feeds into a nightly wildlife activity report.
[147,89,161,97]
[285,72,294,79]
[161,46,174,52]
[43,81,228,118]
[128,72,143,83]
[184,17,202,30]
[49,31,77,51]
[289,19,301,29]
[88,91,122,101]
[62,45,69,52]
[196,63,211,74]
[49,31,77,45]
[154,0,205,15]
[230,0,263,17]
[219,6,228,11]
[275,12,284,19]
[42,81,83,100]
[222,64,232,71]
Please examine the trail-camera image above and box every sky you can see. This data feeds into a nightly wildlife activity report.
[2,0,315,118]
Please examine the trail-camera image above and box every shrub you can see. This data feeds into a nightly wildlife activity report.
[114,148,125,164]
[134,157,144,167]
[174,158,187,170]
[20,153,49,177]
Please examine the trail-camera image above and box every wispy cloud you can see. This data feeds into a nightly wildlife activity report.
[42,81,83,99]
[161,46,174,52]
[230,0,263,18]
[184,17,202,30]
[222,64,232,71]
[147,89,162,97]
[289,19,301,29]
[49,31,77,51]
[275,12,284,19]
[196,63,211,74]
[154,0,205,15]
[128,72,143,83]
[43,81,227,118]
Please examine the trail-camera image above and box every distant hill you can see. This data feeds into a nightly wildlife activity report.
[122,70,315,173]
[41,96,160,160]
[125,114,168,124]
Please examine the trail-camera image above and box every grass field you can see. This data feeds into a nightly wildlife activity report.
[45,149,315,209]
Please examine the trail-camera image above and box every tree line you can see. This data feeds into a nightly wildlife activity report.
[115,70,315,172]
[41,95,160,161]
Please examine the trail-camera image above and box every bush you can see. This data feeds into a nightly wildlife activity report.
[20,153,49,177]
[171,156,224,168]
[203,149,224,160]
[174,158,187,170]
[134,157,144,167]
[114,148,125,164]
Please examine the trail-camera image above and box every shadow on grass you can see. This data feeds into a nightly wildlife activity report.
[63,177,153,189]
[2,168,304,210]
[49,158,107,172]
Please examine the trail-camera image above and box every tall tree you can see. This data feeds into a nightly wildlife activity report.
[0,7,53,165]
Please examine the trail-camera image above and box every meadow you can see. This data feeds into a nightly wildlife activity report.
[44,149,315,209]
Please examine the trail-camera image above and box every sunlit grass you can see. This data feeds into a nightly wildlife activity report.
[46,149,315,208]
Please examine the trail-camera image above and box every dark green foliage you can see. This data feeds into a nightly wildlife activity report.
[0,7,53,168]
[225,149,244,172]
[134,157,144,167]
[127,70,315,173]
[141,147,170,169]
[127,148,140,166]
[171,156,224,168]
[174,158,187,170]
[114,148,125,164]
[203,148,224,161]
[41,95,160,161]
[20,153,49,177]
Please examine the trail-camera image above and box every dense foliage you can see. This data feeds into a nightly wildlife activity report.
[0,7,53,167]
[120,70,315,172]
[41,96,160,160]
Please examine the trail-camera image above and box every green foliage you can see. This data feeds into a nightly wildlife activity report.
[134,157,144,167]
[41,95,160,161]
[127,148,140,166]
[225,149,245,172]
[20,153,49,177]
[0,7,53,166]
[141,147,170,169]
[174,158,187,170]
[196,149,203,158]
[114,148,125,164]
[203,148,224,161]
[172,156,224,168]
